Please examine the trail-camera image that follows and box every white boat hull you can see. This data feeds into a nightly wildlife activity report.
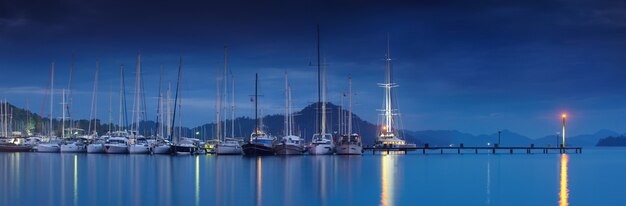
[104,144,128,154]
[216,145,242,155]
[60,144,87,153]
[335,144,362,155]
[152,145,171,154]
[87,144,105,153]
[37,144,60,153]
[308,144,334,155]
[128,144,151,154]
[274,144,304,155]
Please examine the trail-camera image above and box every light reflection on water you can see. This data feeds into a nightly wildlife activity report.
[1,149,625,205]
[559,154,569,206]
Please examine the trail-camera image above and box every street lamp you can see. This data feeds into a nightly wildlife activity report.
[498,130,501,146]
[561,114,566,148]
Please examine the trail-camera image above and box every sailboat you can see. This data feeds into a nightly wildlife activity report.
[171,57,197,155]
[336,76,362,155]
[274,72,305,155]
[60,89,87,153]
[308,25,334,155]
[242,74,275,156]
[153,66,172,154]
[104,64,130,154]
[373,36,416,150]
[216,47,243,155]
[127,52,151,154]
[38,62,61,153]
[87,60,106,153]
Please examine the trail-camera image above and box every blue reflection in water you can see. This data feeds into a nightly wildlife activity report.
[1,149,625,206]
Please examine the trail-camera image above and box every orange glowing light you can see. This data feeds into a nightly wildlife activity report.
[562,114,567,118]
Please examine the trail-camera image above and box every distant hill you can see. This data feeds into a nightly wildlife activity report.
[404,129,533,146]
[1,100,619,147]
[596,136,626,146]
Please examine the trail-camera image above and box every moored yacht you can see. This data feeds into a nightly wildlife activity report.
[37,139,61,153]
[128,137,151,154]
[335,76,363,155]
[274,73,304,155]
[216,138,242,155]
[104,131,129,154]
[172,137,198,155]
[242,130,275,156]
[373,36,416,151]
[152,138,172,154]
[87,138,106,153]
[60,137,88,153]
[307,26,334,155]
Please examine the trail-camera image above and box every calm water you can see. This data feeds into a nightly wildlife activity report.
[0,148,624,206]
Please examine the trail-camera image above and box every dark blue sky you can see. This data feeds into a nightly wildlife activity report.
[1,0,626,138]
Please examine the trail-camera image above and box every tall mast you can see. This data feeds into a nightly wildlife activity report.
[88,60,99,136]
[118,65,124,131]
[348,76,352,135]
[321,59,327,135]
[67,54,74,138]
[50,62,54,137]
[157,65,163,137]
[108,81,113,133]
[316,24,321,135]
[215,63,220,140]
[223,46,228,140]
[231,72,235,139]
[62,89,65,138]
[384,35,393,135]
[167,82,171,139]
[170,57,182,142]
[284,72,288,136]
[132,52,141,135]
[254,73,258,139]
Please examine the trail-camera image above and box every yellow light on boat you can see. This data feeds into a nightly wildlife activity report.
[382,126,387,131]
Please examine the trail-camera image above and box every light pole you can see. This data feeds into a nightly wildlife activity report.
[562,114,566,148]
[498,130,501,146]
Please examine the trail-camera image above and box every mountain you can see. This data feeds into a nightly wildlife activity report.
[534,129,619,147]
[596,136,626,146]
[404,129,533,146]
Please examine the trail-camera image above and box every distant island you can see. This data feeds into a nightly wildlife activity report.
[596,136,626,146]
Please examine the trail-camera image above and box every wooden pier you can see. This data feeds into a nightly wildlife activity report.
[363,144,582,155]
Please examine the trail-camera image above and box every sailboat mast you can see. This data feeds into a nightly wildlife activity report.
[321,59,327,134]
[62,89,65,138]
[118,65,124,131]
[223,46,228,140]
[254,73,258,139]
[316,24,321,135]
[231,72,235,139]
[50,62,54,137]
[88,60,99,136]
[284,72,288,136]
[157,65,163,137]
[67,54,75,138]
[108,81,113,133]
[215,63,220,140]
[170,57,182,142]
[348,76,352,135]
[167,82,171,139]
[133,52,141,135]
[384,35,393,135]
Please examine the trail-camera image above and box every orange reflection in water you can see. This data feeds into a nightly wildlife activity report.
[380,155,395,206]
[559,154,569,206]
[256,157,262,206]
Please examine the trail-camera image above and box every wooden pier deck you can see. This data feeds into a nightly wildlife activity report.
[363,144,582,155]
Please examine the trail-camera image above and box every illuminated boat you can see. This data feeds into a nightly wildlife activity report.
[373,36,416,150]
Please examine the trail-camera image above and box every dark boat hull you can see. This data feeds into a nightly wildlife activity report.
[242,143,274,156]
[0,144,33,152]
[172,145,196,154]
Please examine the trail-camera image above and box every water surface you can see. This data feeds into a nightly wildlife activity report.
[0,148,624,206]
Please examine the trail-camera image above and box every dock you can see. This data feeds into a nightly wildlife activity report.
[363,144,582,155]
